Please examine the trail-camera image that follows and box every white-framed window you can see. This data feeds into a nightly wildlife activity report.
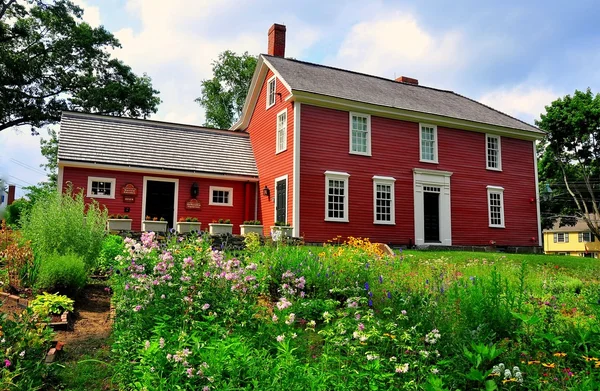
[486,134,502,171]
[209,186,233,206]
[266,76,276,109]
[276,108,287,153]
[579,232,595,242]
[373,176,395,224]
[349,112,371,156]
[325,171,349,222]
[580,252,595,258]
[87,177,116,199]
[420,123,438,163]
[553,232,569,243]
[487,185,505,228]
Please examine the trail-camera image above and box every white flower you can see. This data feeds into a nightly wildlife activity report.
[395,363,409,373]
[431,368,439,374]
[19,351,25,358]
[276,335,285,342]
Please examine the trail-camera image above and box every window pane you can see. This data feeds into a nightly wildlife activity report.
[327,178,346,219]
[374,183,392,222]
[421,127,435,161]
[351,115,368,153]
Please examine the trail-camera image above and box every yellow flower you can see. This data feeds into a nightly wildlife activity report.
[528,360,541,365]
[542,363,555,368]
[553,352,567,357]
[502,378,517,384]
[583,356,599,362]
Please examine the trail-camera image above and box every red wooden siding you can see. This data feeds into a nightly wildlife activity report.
[62,166,256,233]
[246,69,295,234]
[299,104,538,246]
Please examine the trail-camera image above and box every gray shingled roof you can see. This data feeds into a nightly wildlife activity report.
[264,55,542,134]
[58,112,258,177]
[544,215,600,233]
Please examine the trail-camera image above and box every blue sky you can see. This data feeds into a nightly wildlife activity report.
[2,0,600,198]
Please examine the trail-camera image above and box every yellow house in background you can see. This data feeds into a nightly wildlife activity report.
[543,217,600,258]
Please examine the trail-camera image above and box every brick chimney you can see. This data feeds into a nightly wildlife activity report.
[268,24,286,57]
[395,76,419,85]
[7,185,15,206]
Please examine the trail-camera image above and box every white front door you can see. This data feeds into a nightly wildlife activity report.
[413,168,452,246]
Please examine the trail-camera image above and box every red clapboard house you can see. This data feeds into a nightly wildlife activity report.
[58,23,544,247]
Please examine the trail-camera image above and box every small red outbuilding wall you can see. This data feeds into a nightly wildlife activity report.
[61,166,257,233]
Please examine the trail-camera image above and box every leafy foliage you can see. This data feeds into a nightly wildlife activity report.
[195,50,257,129]
[30,291,74,316]
[96,234,123,274]
[0,0,161,133]
[536,89,600,238]
[35,252,87,293]
[20,185,107,270]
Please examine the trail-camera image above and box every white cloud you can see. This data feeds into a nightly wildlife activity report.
[330,12,468,89]
[71,0,101,28]
[478,85,560,123]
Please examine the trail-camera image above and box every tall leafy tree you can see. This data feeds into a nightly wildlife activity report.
[195,50,257,129]
[0,0,161,134]
[536,89,600,239]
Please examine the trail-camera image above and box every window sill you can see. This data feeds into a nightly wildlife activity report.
[208,203,233,207]
[349,151,371,157]
[87,194,115,199]
[266,102,275,110]
[489,225,505,229]
[419,159,439,164]
[325,218,349,223]
[374,221,395,226]
[275,149,287,155]
[486,167,503,172]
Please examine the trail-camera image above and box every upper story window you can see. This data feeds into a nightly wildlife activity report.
[266,76,276,109]
[579,232,595,242]
[487,185,504,228]
[373,176,395,225]
[420,124,438,163]
[87,177,115,199]
[349,113,371,156]
[325,171,349,222]
[486,134,502,171]
[276,109,287,153]
[209,186,233,206]
[554,232,568,243]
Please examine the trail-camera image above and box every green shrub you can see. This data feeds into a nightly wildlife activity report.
[21,185,108,271]
[36,253,87,294]
[5,198,31,227]
[97,234,124,274]
[30,292,75,317]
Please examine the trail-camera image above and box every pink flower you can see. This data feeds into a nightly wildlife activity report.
[276,335,285,342]
[4,359,10,367]
[358,323,365,331]
[202,303,210,311]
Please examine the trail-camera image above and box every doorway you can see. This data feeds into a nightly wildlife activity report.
[274,175,288,224]
[143,178,178,228]
[423,190,440,243]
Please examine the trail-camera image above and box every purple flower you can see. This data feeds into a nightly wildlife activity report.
[134,305,142,312]
[368,299,373,307]
[364,282,370,291]
[379,275,383,284]
[387,291,392,299]
[368,291,373,297]
[4,359,10,367]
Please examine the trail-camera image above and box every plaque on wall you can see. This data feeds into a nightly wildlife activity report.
[123,196,135,203]
[121,183,138,196]
[186,198,201,210]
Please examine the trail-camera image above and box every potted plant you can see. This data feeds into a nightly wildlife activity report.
[270,221,293,240]
[107,214,133,231]
[176,217,202,233]
[142,216,168,232]
[30,292,75,330]
[240,220,264,236]
[209,218,233,235]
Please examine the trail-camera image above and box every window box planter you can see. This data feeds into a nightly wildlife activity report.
[176,221,202,234]
[143,220,168,233]
[270,225,293,240]
[209,223,233,235]
[107,218,132,231]
[240,224,264,236]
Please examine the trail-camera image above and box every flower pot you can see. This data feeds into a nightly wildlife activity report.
[208,223,233,235]
[176,221,202,234]
[270,226,293,240]
[107,218,132,231]
[142,220,168,233]
[240,224,264,236]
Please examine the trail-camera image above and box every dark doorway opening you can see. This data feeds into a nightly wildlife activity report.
[423,192,440,243]
[145,180,176,228]
[276,179,287,224]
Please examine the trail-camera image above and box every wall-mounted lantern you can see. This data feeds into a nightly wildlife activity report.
[263,185,270,197]
[191,182,199,198]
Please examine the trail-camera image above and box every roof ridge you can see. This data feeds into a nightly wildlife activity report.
[261,54,456,95]
[61,111,250,137]
[449,91,541,133]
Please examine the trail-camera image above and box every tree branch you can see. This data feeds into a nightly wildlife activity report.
[0,117,30,132]
[0,0,17,20]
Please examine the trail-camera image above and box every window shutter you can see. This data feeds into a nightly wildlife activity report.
[554,233,557,243]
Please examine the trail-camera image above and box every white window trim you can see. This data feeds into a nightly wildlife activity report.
[209,186,233,207]
[86,176,116,199]
[349,112,371,156]
[419,123,438,164]
[372,176,395,225]
[324,171,350,223]
[487,185,505,228]
[554,232,569,243]
[486,134,502,171]
[273,174,288,224]
[266,76,276,109]
[276,108,288,154]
